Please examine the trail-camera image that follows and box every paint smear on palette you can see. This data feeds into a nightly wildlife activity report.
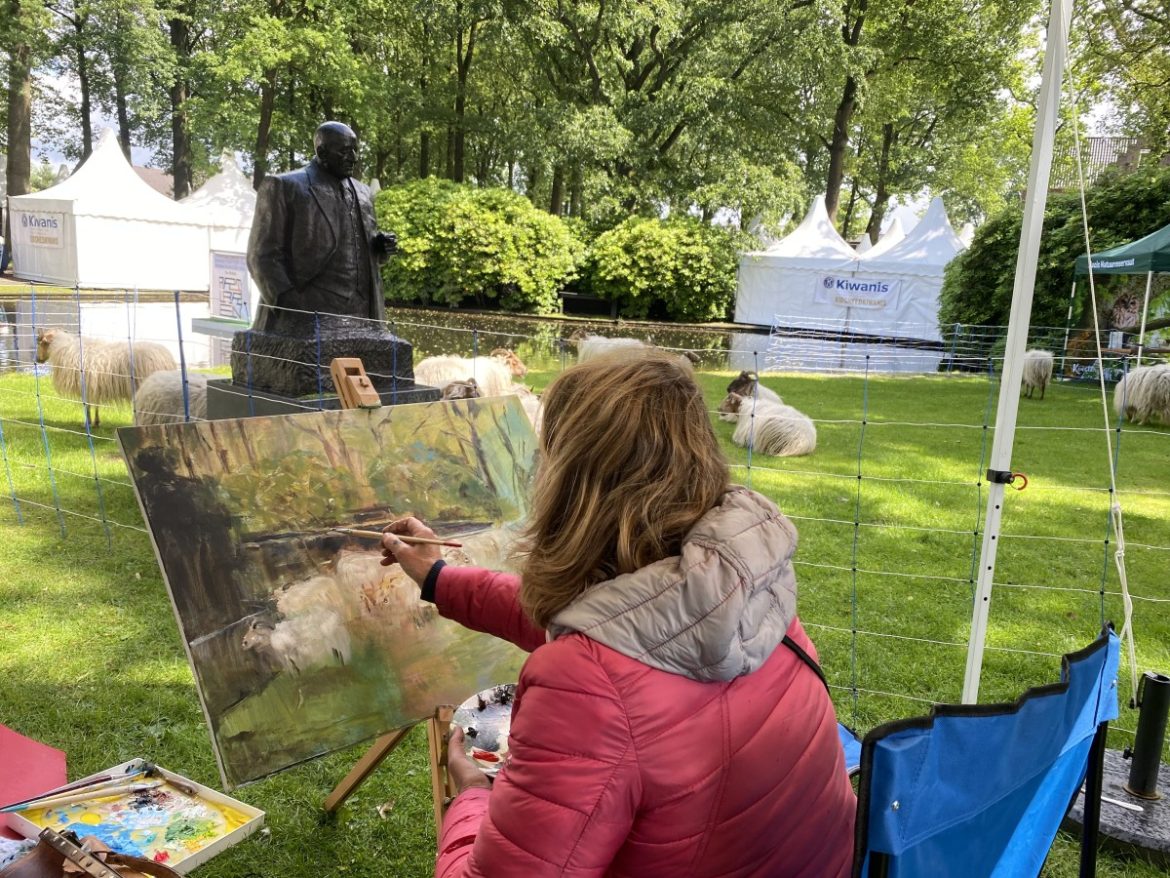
[21,785,251,866]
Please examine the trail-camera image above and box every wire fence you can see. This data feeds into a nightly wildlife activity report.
[1,286,1167,758]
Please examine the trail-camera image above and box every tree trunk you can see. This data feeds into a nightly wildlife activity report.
[824,75,858,224]
[824,0,868,225]
[112,9,132,159]
[5,2,33,202]
[74,16,94,158]
[841,175,861,238]
[865,122,895,242]
[569,164,583,217]
[453,15,478,184]
[113,73,132,160]
[445,126,454,179]
[253,67,277,188]
[527,164,540,201]
[169,14,193,198]
[549,164,565,215]
[420,131,430,177]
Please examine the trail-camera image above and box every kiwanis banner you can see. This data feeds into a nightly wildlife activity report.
[814,274,901,310]
[12,210,65,250]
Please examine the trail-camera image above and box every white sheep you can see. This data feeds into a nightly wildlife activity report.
[414,355,514,397]
[1114,363,1170,425]
[720,392,816,457]
[272,572,362,622]
[570,332,700,367]
[1022,350,1054,400]
[489,348,528,378]
[573,333,650,362]
[132,371,208,425]
[241,609,352,674]
[36,328,176,427]
[725,370,783,407]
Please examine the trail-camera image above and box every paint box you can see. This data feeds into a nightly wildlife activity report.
[5,758,264,874]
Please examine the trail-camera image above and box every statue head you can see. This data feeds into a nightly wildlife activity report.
[314,122,358,179]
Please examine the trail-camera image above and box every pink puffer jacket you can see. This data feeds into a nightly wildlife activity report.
[434,488,855,878]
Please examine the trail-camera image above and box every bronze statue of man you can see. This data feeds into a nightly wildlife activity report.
[247,121,396,333]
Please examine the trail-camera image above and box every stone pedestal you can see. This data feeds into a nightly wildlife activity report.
[229,315,416,398]
[205,377,439,420]
[205,313,440,420]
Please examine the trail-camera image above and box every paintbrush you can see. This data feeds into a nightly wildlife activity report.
[1,781,166,813]
[332,527,463,548]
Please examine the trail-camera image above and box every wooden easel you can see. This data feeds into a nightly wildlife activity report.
[323,357,457,823]
[323,706,457,824]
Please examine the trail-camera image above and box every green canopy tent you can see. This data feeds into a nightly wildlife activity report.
[1072,222,1170,365]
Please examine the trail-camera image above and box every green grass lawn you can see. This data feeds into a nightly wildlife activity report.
[0,365,1167,877]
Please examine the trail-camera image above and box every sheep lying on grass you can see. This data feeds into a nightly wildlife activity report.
[1022,350,1054,400]
[133,371,208,425]
[726,370,783,405]
[415,351,527,397]
[1114,363,1170,425]
[570,330,700,366]
[36,328,176,427]
[438,375,542,431]
[719,392,816,457]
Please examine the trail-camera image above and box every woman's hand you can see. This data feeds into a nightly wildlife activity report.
[446,726,493,795]
[380,517,443,586]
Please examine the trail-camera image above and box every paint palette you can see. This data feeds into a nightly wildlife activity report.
[453,683,516,776]
[5,759,264,874]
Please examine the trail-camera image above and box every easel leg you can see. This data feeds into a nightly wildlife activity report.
[323,726,412,813]
[427,706,457,832]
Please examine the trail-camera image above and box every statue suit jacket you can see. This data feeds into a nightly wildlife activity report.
[247,158,385,331]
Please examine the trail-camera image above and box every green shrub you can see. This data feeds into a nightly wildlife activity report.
[585,216,747,321]
[375,179,583,313]
[941,165,1170,330]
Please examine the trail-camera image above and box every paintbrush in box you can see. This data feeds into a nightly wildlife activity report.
[1,781,167,813]
[332,527,463,548]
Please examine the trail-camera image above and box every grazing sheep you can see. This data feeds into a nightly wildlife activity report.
[490,348,528,378]
[132,371,208,425]
[1022,350,1054,400]
[720,392,816,457]
[414,355,514,397]
[241,609,352,674]
[36,328,176,427]
[726,371,783,406]
[1114,363,1170,425]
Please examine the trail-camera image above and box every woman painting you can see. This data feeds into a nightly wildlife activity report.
[382,350,855,877]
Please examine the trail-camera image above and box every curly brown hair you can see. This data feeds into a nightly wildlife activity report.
[518,350,729,628]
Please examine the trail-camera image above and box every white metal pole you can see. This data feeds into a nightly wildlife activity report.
[1059,279,1077,380]
[1135,271,1153,367]
[962,0,1072,704]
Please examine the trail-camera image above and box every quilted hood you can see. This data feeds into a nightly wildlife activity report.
[547,486,798,682]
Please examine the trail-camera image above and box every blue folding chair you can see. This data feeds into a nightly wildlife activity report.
[852,628,1120,877]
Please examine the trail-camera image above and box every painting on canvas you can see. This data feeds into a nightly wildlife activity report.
[118,397,535,788]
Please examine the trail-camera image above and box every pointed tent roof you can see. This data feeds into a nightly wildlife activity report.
[959,222,975,248]
[1074,222,1170,275]
[761,194,856,259]
[864,197,964,275]
[12,130,205,226]
[855,234,873,254]
[861,216,907,260]
[183,149,256,229]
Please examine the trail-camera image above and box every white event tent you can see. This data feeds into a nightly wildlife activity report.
[7,130,210,290]
[182,150,259,328]
[734,195,965,341]
[183,150,256,253]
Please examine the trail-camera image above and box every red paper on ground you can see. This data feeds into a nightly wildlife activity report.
[0,724,67,839]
